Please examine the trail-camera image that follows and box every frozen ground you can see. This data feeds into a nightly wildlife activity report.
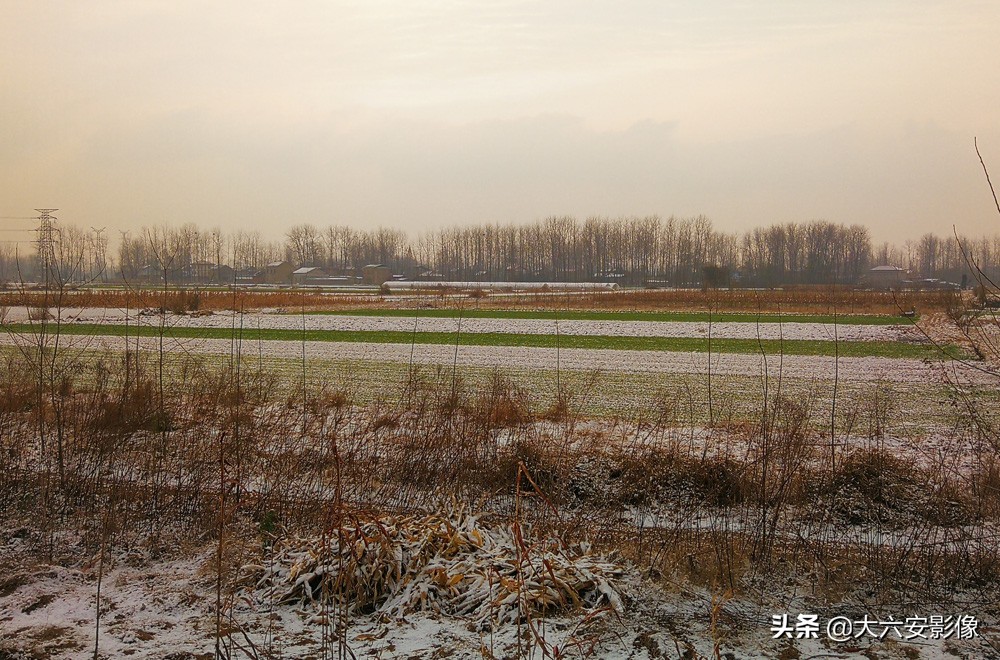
[3,307,919,342]
[3,308,997,658]
[1,331,993,386]
[0,524,725,659]
[2,526,993,659]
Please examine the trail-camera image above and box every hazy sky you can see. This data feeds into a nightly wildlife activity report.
[3,1,1000,244]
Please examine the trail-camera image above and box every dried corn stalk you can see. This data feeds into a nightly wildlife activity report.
[243,510,624,626]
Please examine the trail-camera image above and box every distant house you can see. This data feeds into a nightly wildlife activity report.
[867,265,906,290]
[910,278,960,291]
[362,263,393,286]
[292,266,327,285]
[257,261,294,285]
[186,261,234,284]
[235,267,260,285]
[594,270,625,284]
[209,264,235,284]
[133,262,185,284]
[415,268,444,282]
[135,263,162,283]
[190,261,216,283]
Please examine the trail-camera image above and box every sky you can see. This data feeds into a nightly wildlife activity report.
[2,1,1000,245]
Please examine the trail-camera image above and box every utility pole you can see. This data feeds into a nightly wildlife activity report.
[35,209,59,289]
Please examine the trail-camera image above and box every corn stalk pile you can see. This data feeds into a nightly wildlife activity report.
[243,511,625,626]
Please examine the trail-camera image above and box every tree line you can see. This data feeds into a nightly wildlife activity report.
[2,215,998,287]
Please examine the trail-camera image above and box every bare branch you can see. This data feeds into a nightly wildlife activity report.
[975,137,1000,217]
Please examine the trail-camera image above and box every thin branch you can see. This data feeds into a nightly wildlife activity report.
[976,137,1000,216]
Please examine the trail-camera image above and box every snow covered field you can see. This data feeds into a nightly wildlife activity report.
[4,306,920,341]
[1,331,990,386]
[2,520,991,659]
[3,306,998,659]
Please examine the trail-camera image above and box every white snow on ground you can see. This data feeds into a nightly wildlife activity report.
[0,527,641,659]
[0,522,702,659]
[2,331,993,385]
[3,306,919,341]
[2,531,993,659]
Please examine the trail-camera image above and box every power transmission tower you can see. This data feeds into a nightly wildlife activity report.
[34,208,59,288]
[91,226,108,282]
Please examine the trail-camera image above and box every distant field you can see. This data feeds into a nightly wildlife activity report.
[8,322,960,359]
[0,286,950,316]
[303,307,914,325]
[0,344,985,431]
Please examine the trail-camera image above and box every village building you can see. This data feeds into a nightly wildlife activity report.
[291,266,328,285]
[866,265,907,290]
[208,264,235,284]
[189,261,216,282]
[361,263,393,286]
[256,260,294,285]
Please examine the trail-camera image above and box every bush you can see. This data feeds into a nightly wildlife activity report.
[27,306,51,321]
[815,450,976,527]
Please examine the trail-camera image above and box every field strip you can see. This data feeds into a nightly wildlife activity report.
[3,320,952,358]
[3,344,988,430]
[302,307,912,325]
[26,309,921,342]
[266,356,993,431]
[1,332,989,384]
[7,307,920,332]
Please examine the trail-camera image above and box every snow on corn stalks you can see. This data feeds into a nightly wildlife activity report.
[244,510,625,626]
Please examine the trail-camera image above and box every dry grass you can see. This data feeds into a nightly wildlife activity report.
[1,313,998,657]
[0,285,962,317]
[0,288,375,313]
[248,509,624,624]
[388,287,952,315]
[1,344,996,537]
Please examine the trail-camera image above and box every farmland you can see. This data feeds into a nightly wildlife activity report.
[3,321,958,358]
[1,289,999,658]
[301,306,914,325]
[8,1,1000,655]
